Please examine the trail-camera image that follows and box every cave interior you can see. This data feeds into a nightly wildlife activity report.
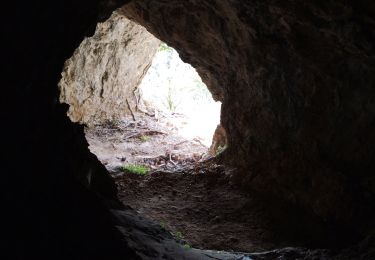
[4,0,375,259]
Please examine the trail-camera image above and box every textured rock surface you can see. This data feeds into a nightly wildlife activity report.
[123,0,375,230]
[59,10,159,125]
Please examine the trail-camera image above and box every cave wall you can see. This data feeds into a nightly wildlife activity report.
[123,0,375,229]
[4,0,138,259]
[59,10,159,125]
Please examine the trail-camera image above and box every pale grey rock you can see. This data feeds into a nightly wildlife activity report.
[59,10,160,125]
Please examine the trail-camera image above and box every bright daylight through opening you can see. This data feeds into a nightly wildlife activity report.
[138,43,221,147]
[59,12,224,174]
[81,42,223,173]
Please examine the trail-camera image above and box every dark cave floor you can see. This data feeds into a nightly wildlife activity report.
[112,160,332,254]
[113,162,275,253]
[85,116,372,258]
[110,164,374,259]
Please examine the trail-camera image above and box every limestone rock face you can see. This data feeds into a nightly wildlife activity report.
[123,0,375,227]
[59,10,160,125]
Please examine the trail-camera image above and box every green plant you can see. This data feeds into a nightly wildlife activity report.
[139,135,151,142]
[175,231,183,240]
[159,221,167,230]
[162,80,181,112]
[182,244,191,250]
[121,164,150,175]
[216,145,227,155]
[159,42,173,52]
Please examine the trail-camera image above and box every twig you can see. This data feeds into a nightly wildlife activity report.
[124,130,167,140]
[169,153,177,166]
[124,132,142,139]
[126,98,136,121]
[174,140,188,146]
[133,89,140,111]
[137,106,155,117]
[192,138,207,147]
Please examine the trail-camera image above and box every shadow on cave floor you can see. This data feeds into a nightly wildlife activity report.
[85,112,350,254]
[111,158,343,254]
[113,162,276,252]
[84,112,276,252]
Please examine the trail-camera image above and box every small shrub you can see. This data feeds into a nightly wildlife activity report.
[175,231,183,240]
[159,42,173,52]
[183,244,191,250]
[159,221,167,230]
[216,144,227,155]
[139,135,151,142]
[121,164,149,175]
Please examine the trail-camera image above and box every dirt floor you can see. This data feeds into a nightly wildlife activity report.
[85,113,209,173]
[113,163,278,252]
[85,113,311,253]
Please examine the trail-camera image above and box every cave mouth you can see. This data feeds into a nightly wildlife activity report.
[58,9,329,253]
[59,12,275,252]
[83,44,224,174]
[58,8,354,254]
[59,11,225,174]
[10,0,373,258]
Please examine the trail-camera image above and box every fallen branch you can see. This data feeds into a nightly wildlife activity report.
[124,130,167,140]
[169,153,177,166]
[174,140,189,146]
[126,98,136,121]
[192,138,207,147]
[137,107,155,117]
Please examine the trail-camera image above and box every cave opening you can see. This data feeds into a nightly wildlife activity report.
[7,0,375,258]
[57,7,346,254]
[59,12,225,174]
[58,10,319,252]
[82,40,224,174]
[137,42,222,148]
[54,3,374,256]
[58,11,268,253]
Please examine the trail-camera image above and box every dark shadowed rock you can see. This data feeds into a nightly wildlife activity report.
[123,0,375,231]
